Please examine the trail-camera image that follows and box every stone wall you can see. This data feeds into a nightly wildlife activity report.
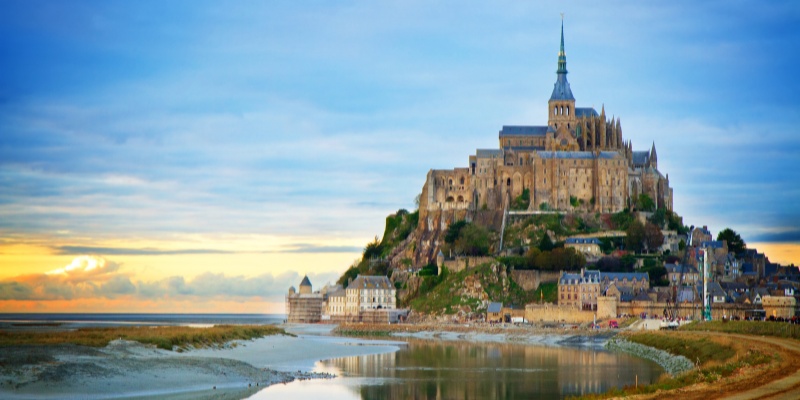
[443,256,495,274]
[616,302,763,320]
[510,270,561,291]
[763,296,797,319]
[597,296,618,319]
[525,303,596,323]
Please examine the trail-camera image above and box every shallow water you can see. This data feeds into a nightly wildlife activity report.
[249,339,664,400]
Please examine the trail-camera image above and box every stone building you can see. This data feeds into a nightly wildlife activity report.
[419,22,673,218]
[286,275,323,323]
[325,275,399,322]
[558,269,649,310]
[564,237,602,257]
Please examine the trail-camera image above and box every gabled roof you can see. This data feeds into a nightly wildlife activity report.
[665,263,698,275]
[487,302,503,313]
[348,275,392,290]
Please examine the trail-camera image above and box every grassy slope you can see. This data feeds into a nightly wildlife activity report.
[0,325,286,351]
[681,320,800,340]
[410,263,538,315]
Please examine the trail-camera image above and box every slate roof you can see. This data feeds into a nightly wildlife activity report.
[665,263,698,275]
[503,146,546,152]
[348,275,392,290]
[499,126,550,137]
[299,275,312,287]
[476,149,502,158]
[539,151,619,160]
[550,74,575,101]
[742,262,757,276]
[603,272,649,282]
[632,151,650,166]
[565,238,601,245]
[677,287,696,303]
[701,240,725,249]
[574,107,598,118]
[720,282,748,292]
[487,302,503,313]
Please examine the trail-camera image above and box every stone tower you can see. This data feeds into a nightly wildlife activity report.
[299,275,312,294]
[548,19,576,131]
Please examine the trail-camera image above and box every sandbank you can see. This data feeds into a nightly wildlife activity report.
[0,324,402,400]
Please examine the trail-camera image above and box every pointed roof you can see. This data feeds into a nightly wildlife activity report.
[299,275,312,287]
[650,142,658,162]
[550,19,575,102]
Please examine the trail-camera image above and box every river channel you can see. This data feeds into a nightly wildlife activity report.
[250,338,664,399]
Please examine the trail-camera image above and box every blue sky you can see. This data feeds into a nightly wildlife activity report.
[1,1,799,311]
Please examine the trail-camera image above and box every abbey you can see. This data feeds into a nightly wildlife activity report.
[422,23,672,214]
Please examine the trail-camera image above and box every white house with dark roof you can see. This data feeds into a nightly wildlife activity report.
[565,237,602,257]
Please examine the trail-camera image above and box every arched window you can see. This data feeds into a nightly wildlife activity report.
[506,178,511,186]
[567,106,570,116]
[457,195,464,202]
[448,179,453,186]
[460,177,465,185]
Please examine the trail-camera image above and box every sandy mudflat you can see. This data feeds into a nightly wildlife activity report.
[0,325,402,400]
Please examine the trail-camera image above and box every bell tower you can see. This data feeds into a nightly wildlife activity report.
[548,18,576,131]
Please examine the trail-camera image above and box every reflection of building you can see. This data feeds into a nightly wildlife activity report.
[286,275,323,323]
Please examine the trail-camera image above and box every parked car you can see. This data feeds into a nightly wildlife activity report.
[608,320,619,329]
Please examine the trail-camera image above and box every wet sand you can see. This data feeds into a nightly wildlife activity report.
[0,325,402,399]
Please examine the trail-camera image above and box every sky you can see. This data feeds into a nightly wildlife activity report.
[1,1,799,313]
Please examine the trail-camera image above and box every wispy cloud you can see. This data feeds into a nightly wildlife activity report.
[52,246,234,256]
[0,255,339,301]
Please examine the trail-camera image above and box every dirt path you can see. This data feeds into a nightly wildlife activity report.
[719,334,800,400]
[620,332,800,400]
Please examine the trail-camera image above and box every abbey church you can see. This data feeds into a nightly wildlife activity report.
[421,22,672,215]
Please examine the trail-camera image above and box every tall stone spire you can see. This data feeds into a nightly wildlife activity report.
[557,18,568,75]
[549,17,574,102]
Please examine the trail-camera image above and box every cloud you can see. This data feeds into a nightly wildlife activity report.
[271,243,363,254]
[750,230,800,243]
[0,255,341,301]
[52,246,234,256]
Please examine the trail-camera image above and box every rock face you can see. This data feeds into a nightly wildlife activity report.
[413,184,503,266]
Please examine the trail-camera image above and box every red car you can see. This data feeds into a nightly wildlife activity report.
[608,320,619,329]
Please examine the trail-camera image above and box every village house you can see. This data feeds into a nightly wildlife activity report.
[564,237,602,257]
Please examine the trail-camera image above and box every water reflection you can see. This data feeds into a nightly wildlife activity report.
[252,340,663,400]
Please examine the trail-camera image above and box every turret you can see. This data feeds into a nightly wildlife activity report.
[649,142,658,169]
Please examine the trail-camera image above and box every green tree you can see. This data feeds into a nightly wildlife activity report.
[511,189,530,211]
[637,194,656,212]
[454,223,490,256]
[625,220,645,253]
[538,234,555,252]
[643,222,665,253]
[649,207,667,227]
[717,228,746,255]
[363,236,383,259]
[444,220,468,244]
